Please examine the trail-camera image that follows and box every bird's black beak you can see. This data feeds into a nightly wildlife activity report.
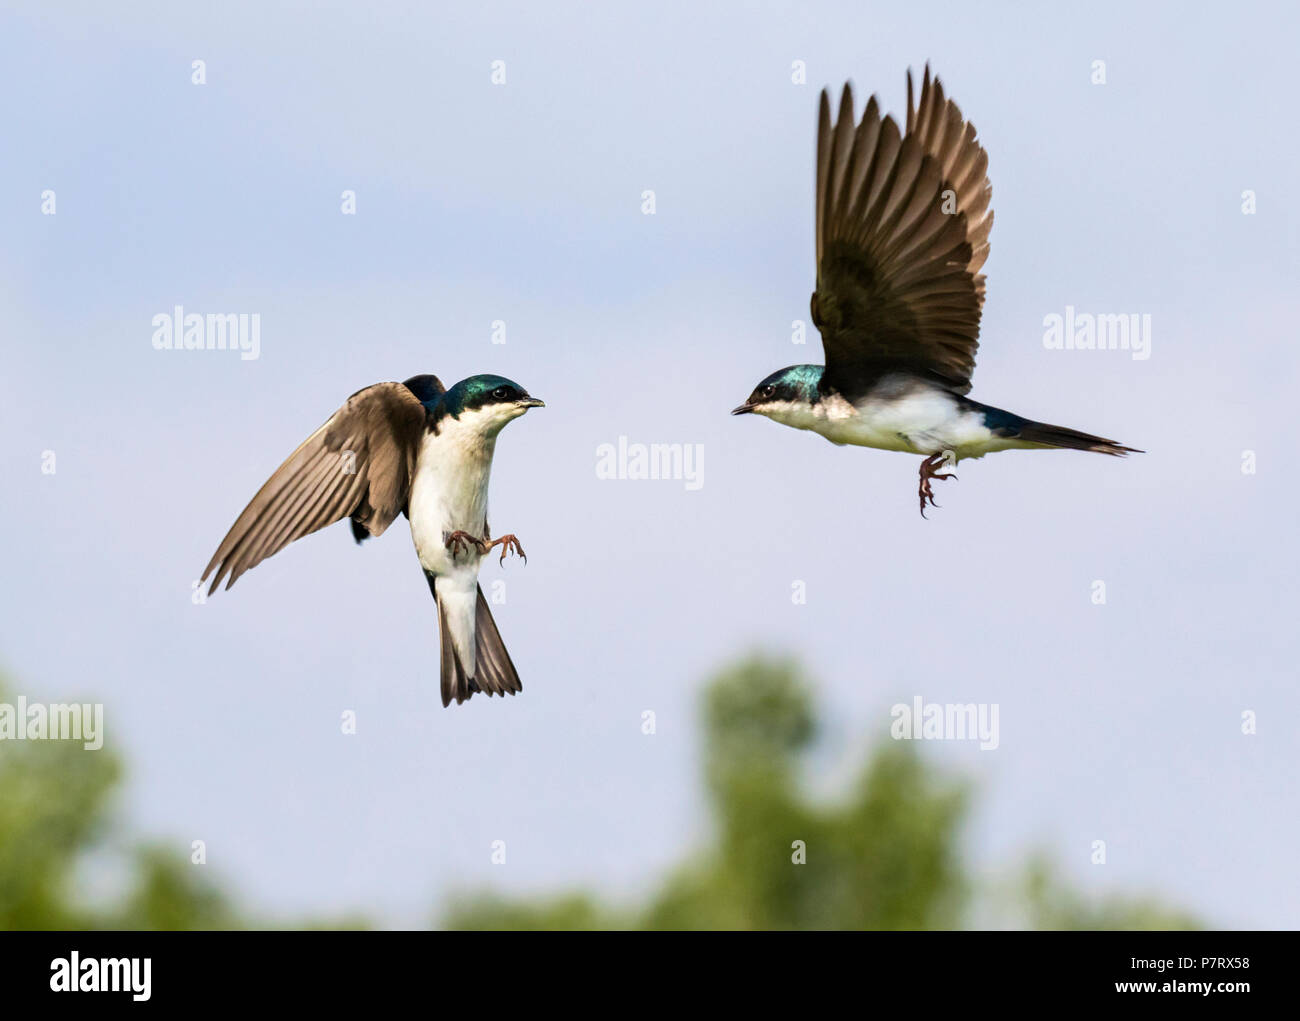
[731,403,755,415]
[518,397,545,409]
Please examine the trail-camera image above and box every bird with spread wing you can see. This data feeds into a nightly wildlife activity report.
[201,373,544,707]
[731,67,1140,515]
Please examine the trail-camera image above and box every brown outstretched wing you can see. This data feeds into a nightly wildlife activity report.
[200,379,438,595]
[813,67,993,397]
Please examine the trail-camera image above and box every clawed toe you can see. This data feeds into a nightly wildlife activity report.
[917,453,959,518]
[444,530,528,564]
[489,533,526,566]
[919,482,939,518]
[444,530,487,558]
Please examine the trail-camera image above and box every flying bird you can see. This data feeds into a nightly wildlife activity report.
[200,373,544,707]
[732,67,1140,515]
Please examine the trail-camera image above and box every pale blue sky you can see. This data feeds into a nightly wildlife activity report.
[2,1,1297,927]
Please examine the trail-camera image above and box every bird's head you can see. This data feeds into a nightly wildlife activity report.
[731,365,824,422]
[439,374,544,436]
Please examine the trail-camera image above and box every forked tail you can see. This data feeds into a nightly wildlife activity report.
[427,574,523,708]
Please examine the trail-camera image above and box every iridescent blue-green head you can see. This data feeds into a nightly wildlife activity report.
[437,374,544,435]
[731,364,825,418]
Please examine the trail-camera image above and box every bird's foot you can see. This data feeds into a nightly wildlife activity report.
[483,533,527,566]
[445,530,488,559]
[917,452,958,518]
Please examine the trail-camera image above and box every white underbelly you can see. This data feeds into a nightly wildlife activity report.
[408,432,493,576]
[778,388,1006,459]
[853,395,991,454]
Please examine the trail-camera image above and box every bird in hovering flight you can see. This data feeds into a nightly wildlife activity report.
[731,67,1140,515]
[200,373,544,707]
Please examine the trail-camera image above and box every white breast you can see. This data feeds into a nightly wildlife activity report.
[767,389,933,451]
[408,419,496,577]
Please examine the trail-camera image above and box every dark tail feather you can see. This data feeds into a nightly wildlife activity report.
[471,586,522,700]
[1014,420,1143,457]
[427,574,522,708]
[436,586,473,707]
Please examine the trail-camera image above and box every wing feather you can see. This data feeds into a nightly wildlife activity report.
[201,379,438,594]
[812,67,993,397]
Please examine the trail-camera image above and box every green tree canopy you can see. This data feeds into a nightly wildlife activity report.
[443,656,1198,931]
[0,664,1199,931]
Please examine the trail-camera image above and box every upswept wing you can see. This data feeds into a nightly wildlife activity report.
[813,67,993,397]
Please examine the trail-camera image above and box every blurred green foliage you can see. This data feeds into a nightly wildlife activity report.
[0,660,1200,930]
[0,709,120,929]
[443,656,1200,931]
[0,677,363,930]
[0,676,249,929]
[1015,854,1200,931]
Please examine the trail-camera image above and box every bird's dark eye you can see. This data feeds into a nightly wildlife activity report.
[761,384,776,399]
[492,386,511,400]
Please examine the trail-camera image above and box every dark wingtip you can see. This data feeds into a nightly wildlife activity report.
[838,81,854,121]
